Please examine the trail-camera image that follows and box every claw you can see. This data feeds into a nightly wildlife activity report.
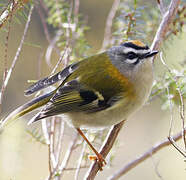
[89,154,106,170]
[76,128,107,170]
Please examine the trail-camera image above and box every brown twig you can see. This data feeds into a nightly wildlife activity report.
[0,4,34,112]
[55,121,65,164]
[168,136,186,158]
[48,117,57,174]
[50,45,68,75]
[157,0,166,15]
[160,52,186,156]
[42,1,76,178]
[37,51,44,78]
[39,0,49,14]
[75,139,87,180]
[47,2,75,179]
[0,0,19,29]
[73,0,80,25]
[101,0,120,50]
[85,121,125,180]
[36,5,51,45]
[0,13,12,113]
[58,132,78,178]
[151,158,164,180]
[36,4,61,69]
[108,127,186,180]
[41,119,50,144]
[63,166,89,171]
[151,0,181,52]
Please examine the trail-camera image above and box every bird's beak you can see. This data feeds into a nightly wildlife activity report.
[144,50,159,58]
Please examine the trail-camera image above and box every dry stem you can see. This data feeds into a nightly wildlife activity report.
[0,4,34,111]
[160,52,186,156]
[85,121,125,180]
[101,0,120,50]
[108,127,186,180]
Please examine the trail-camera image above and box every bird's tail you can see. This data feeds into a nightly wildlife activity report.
[0,91,54,128]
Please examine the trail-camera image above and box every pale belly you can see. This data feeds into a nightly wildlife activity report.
[62,80,153,129]
[62,98,141,129]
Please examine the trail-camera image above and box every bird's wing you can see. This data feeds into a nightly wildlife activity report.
[24,62,80,96]
[31,79,121,122]
[25,52,131,124]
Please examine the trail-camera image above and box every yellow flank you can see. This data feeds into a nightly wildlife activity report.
[129,40,146,47]
[105,59,135,98]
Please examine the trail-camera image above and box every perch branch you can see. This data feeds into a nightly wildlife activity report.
[85,121,125,180]
[151,0,181,51]
[108,127,186,180]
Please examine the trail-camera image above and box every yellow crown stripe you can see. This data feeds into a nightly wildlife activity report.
[128,40,146,47]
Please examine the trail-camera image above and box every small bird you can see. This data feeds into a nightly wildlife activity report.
[1,40,158,169]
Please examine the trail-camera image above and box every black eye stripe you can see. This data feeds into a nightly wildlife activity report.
[127,52,138,59]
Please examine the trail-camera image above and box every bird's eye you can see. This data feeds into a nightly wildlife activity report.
[127,52,137,59]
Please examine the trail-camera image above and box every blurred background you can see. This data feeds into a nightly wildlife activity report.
[0,0,186,179]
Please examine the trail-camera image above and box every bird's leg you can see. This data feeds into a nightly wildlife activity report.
[76,128,106,170]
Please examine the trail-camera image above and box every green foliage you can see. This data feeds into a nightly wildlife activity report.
[169,4,186,36]
[43,0,90,62]
[111,0,160,45]
[151,67,186,110]
[112,0,185,46]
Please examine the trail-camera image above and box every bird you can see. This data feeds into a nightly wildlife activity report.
[1,40,158,170]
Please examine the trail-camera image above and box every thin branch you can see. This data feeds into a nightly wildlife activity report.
[36,5,51,45]
[0,12,12,113]
[50,45,68,75]
[75,140,87,180]
[36,4,61,68]
[101,0,120,50]
[55,121,65,163]
[151,158,164,180]
[108,127,186,180]
[39,0,49,14]
[0,4,34,110]
[85,121,125,180]
[41,119,50,145]
[46,118,60,180]
[160,52,186,155]
[168,136,186,158]
[63,166,89,171]
[58,132,78,178]
[0,0,19,29]
[157,0,166,15]
[37,51,44,79]
[164,76,174,137]
[49,117,57,171]
[151,0,181,52]
[45,29,63,68]
[73,0,80,25]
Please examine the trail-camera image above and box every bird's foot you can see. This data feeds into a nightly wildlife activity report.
[89,154,106,170]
